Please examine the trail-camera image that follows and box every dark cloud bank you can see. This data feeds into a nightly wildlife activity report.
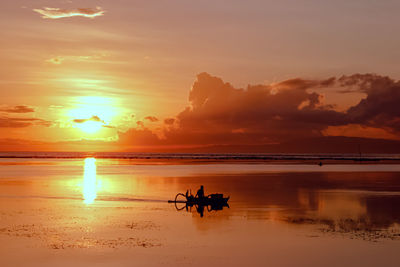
[118,72,400,153]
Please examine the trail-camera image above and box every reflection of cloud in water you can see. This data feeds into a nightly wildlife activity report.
[169,172,400,239]
[314,192,366,219]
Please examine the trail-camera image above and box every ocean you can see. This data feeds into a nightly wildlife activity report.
[0,155,400,266]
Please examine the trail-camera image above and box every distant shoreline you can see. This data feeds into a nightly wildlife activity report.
[0,152,399,165]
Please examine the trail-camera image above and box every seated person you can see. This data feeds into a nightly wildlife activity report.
[196,185,205,199]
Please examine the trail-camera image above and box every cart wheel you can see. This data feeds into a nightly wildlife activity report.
[175,193,186,202]
[174,193,187,211]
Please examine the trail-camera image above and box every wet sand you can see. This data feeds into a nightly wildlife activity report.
[1,158,400,266]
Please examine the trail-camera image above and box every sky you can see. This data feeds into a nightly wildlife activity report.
[1,0,400,152]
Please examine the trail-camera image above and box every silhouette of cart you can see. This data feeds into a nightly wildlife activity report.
[168,191,230,216]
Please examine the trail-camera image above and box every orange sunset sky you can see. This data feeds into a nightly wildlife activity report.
[1,1,400,152]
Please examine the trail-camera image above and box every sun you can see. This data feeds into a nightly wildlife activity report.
[77,120,103,133]
[68,96,118,134]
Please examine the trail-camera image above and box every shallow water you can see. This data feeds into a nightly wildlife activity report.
[1,158,400,266]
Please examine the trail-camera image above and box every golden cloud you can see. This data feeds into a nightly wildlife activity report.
[33,7,105,19]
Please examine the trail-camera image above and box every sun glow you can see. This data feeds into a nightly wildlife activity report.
[69,96,118,134]
[83,158,97,204]
[77,121,103,133]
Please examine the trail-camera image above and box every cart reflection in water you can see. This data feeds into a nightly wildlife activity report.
[169,186,230,217]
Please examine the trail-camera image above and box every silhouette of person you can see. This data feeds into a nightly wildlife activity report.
[185,189,194,202]
[196,185,205,200]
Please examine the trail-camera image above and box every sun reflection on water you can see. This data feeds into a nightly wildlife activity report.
[83,158,97,204]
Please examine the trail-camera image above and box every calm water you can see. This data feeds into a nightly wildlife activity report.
[1,158,400,266]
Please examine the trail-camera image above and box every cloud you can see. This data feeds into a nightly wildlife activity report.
[164,118,175,125]
[33,7,105,19]
[0,117,52,128]
[322,124,400,140]
[46,54,107,65]
[102,125,116,129]
[339,74,400,132]
[169,73,346,144]
[73,115,104,124]
[46,57,64,65]
[0,105,35,113]
[118,72,400,149]
[144,116,159,122]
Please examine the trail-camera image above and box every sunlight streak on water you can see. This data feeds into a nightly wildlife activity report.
[83,158,97,204]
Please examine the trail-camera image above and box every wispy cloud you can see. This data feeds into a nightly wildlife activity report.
[0,117,52,128]
[33,7,105,19]
[46,54,107,65]
[72,115,115,129]
[144,116,159,122]
[0,105,35,113]
[46,57,64,65]
[73,115,104,124]
[102,125,116,129]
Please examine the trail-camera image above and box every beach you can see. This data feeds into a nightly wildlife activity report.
[1,157,400,266]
